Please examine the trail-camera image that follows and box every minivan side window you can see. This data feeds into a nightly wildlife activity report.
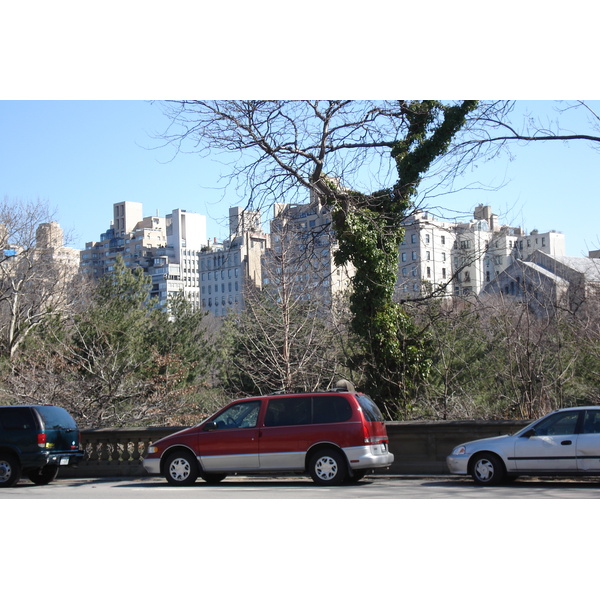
[264,395,352,427]
[213,401,261,429]
[264,397,311,427]
[312,396,352,424]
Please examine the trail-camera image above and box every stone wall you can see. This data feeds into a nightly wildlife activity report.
[60,420,530,479]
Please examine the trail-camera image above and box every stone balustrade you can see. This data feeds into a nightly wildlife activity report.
[62,419,530,479]
[74,427,183,477]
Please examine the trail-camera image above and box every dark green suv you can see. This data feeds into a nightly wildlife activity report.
[0,405,84,487]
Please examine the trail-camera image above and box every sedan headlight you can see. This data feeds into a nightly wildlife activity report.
[452,445,467,455]
[147,445,159,454]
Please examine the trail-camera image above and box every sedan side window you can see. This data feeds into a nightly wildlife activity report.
[582,410,600,434]
[213,401,261,429]
[532,411,579,436]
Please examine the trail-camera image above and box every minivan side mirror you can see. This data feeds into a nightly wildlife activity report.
[204,421,218,431]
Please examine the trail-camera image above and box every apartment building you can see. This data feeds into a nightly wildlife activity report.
[264,195,354,304]
[199,207,268,316]
[80,202,206,310]
[396,204,565,299]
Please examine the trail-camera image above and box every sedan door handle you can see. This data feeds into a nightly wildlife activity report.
[561,440,573,445]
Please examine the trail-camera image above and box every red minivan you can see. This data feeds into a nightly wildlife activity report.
[143,385,394,486]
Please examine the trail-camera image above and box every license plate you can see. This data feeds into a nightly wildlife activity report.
[60,457,70,466]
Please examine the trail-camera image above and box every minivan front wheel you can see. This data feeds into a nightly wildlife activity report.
[164,450,199,486]
[0,454,21,487]
[309,448,347,486]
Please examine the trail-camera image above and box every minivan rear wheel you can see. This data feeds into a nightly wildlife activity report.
[309,448,347,486]
[29,465,59,485]
[164,450,199,486]
[0,454,21,487]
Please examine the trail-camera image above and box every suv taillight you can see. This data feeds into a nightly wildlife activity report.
[37,433,47,448]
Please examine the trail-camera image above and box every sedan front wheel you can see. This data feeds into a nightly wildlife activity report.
[469,452,505,486]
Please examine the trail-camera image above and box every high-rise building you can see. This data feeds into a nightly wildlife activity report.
[264,194,354,304]
[199,207,268,316]
[80,202,206,310]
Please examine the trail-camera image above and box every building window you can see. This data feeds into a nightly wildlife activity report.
[411,251,417,260]
[411,234,417,243]
[401,252,407,262]
[441,235,446,245]
[425,234,430,244]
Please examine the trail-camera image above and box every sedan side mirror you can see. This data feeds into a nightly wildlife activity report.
[522,428,536,438]
[204,421,219,431]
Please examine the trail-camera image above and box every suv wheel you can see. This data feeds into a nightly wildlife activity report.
[309,448,347,486]
[164,450,199,486]
[0,454,21,487]
[29,465,59,485]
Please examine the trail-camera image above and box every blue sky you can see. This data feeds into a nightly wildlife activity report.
[1,100,599,256]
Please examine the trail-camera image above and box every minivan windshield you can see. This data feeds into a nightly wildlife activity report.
[356,394,384,422]
[36,406,78,430]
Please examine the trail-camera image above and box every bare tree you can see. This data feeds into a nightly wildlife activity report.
[446,101,600,176]
[220,222,349,395]
[0,197,79,358]
[159,100,484,411]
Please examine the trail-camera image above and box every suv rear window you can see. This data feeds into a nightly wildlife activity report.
[265,395,352,427]
[35,406,77,430]
[356,394,384,422]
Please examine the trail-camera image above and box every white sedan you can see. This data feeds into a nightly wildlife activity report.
[447,406,600,485]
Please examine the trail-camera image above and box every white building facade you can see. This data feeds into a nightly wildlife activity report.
[396,204,566,299]
[80,202,207,310]
[199,207,268,316]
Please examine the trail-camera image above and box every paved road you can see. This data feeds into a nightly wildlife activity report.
[2,474,600,498]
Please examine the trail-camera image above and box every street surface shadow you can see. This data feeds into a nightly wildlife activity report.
[113,477,374,489]
[421,476,600,489]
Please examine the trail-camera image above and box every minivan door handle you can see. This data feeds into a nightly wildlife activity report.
[561,440,572,445]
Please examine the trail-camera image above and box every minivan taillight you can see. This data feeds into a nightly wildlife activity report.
[37,433,47,448]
